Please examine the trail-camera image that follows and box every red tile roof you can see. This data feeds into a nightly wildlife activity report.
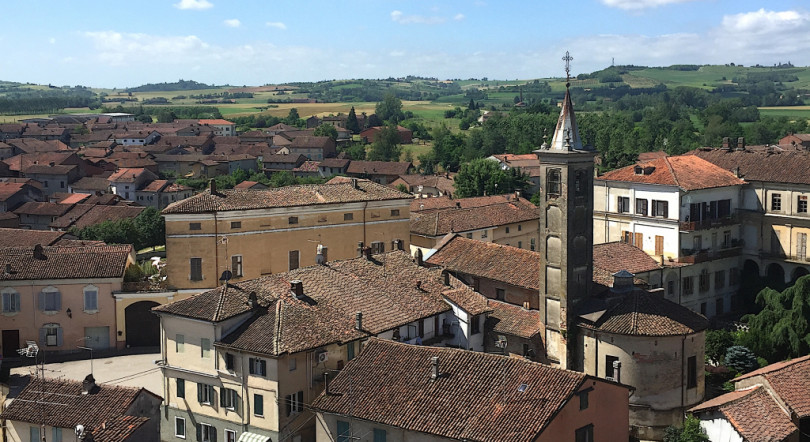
[346,160,412,176]
[486,299,544,339]
[0,244,132,280]
[50,204,145,230]
[442,286,492,315]
[733,354,810,417]
[411,194,518,213]
[311,338,603,442]
[411,198,538,237]
[597,155,744,191]
[13,201,73,217]
[0,228,65,247]
[292,160,320,172]
[108,167,157,183]
[162,180,410,215]
[593,242,661,275]
[199,119,234,125]
[690,387,796,441]
[689,147,810,185]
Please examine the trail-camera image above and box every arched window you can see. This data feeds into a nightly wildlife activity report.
[547,168,561,198]
[83,285,99,312]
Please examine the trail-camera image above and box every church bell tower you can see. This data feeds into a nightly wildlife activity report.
[534,52,596,369]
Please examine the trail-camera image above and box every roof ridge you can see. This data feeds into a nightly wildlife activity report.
[663,156,681,190]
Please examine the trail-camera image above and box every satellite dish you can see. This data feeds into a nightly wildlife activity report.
[219,270,233,282]
[75,425,85,437]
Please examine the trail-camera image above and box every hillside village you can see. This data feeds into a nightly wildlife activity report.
[1,73,810,442]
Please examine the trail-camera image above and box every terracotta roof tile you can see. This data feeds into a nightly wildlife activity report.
[734,355,810,417]
[50,204,145,230]
[692,387,796,441]
[486,299,544,339]
[0,244,132,280]
[292,160,320,172]
[442,286,492,315]
[1,378,155,438]
[593,242,661,275]
[13,201,73,217]
[162,180,410,215]
[70,177,111,192]
[690,147,810,185]
[411,199,538,237]
[0,228,65,247]
[411,194,521,213]
[311,338,594,442]
[346,161,412,176]
[597,155,744,191]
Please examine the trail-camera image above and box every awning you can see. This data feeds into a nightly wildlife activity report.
[237,432,271,442]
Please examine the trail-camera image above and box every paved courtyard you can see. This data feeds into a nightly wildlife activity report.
[10,352,163,396]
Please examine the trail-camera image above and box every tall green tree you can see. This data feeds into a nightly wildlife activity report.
[367,124,402,162]
[375,93,404,123]
[663,416,709,442]
[740,274,810,362]
[314,124,338,141]
[453,158,529,198]
[346,106,360,134]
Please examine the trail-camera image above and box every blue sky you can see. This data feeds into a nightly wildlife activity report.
[2,0,808,88]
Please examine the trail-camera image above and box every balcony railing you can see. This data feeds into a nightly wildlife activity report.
[679,214,738,231]
[678,246,742,264]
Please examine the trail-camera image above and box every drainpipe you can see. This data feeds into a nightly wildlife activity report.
[680,334,686,424]
[594,331,599,377]
[214,211,219,286]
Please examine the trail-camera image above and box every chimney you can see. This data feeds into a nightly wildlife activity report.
[247,292,257,309]
[351,178,358,189]
[316,244,327,265]
[209,178,217,194]
[612,360,622,383]
[455,202,461,208]
[611,270,635,294]
[416,280,422,290]
[737,137,745,150]
[33,244,46,260]
[363,246,372,260]
[81,374,97,395]
[415,249,424,267]
[355,312,363,330]
[290,280,304,298]
[4,263,10,274]
[357,241,364,257]
[733,166,741,178]
[430,356,440,380]
[722,137,730,149]
[323,372,331,395]
[443,271,450,285]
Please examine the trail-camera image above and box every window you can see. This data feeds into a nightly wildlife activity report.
[343,213,353,221]
[31,426,40,442]
[694,235,703,250]
[198,423,214,442]
[699,271,709,292]
[41,323,61,347]
[730,268,740,286]
[687,356,697,388]
[518,241,523,249]
[772,193,782,212]
[39,288,61,312]
[575,424,594,442]
[337,421,351,442]
[177,378,186,398]
[197,383,215,405]
[254,394,264,416]
[190,258,203,281]
[481,230,488,239]
[225,430,236,442]
[373,429,387,442]
[249,358,267,376]
[617,196,630,213]
[700,302,707,316]
[505,226,510,234]
[52,427,62,442]
[289,357,297,371]
[667,280,675,297]
[2,289,20,313]
[175,417,186,438]
[176,334,185,353]
[289,250,299,271]
[496,288,505,300]
[201,338,211,358]
[546,168,561,198]
[636,199,648,216]
[655,235,664,256]
[798,233,808,260]
[683,276,694,295]
[83,285,98,311]
[220,388,239,411]
[723,230,732,248]
[530,238,536,251]
[605,355,619,380]
[715,270,726,289]
[578,390,589,410]
[189,222,201,230]
[466,233,473,239]
[716,298,724,316]
[231,255,243,277]
[288,216,298,224]
[347,341,355,361]
[286,391,304,416]
[225,353,235,370]
[799,196,808,214]
[471,315,481,335]
[718,199,731,218]
[390,209,400,216]
[230,221,241,229]
[371,241,385,254]
[652,200,669,218]
[575,170,586,197]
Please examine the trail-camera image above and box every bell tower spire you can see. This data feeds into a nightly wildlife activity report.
[549,51,587,152]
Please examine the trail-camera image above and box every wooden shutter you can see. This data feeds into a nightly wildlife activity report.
[655,235,664,255]
[196,424,202,442]
[220,388,227,407]
[197,383,203,403]
[259,360,266,376]
[38,292,46,311]
[634,233,643,248]
[249,358,255,375]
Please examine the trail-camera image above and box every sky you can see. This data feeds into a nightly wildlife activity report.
[1,0,809,88]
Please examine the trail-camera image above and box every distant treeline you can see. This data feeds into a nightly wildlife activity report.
[125,79,215,93]
[101,105,222,120]
[288,79,463,102]
[0,87,100,114]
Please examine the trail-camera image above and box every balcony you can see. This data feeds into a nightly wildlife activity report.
[679,214,739,231]
[678,246,742,264]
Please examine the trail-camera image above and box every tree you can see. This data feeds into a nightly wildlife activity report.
[284,108,302,126]
[724,346,759,374]
[740,274,810,361]
[367,113,383,128]
[367,124,402,162]
[663,416,709,442]
[375,93,404,123]
[314,124,338,141]
[269,171,297,188]
[453,158,529,198]
[70,207,165,250]
[156,109,177,123]
[346,106,360,134]
[705,329,736,365]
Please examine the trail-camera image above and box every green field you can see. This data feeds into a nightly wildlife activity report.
[759,106,810,121]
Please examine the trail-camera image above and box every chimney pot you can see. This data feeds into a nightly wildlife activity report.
[612,361,622,383]
[357,241,364,257]
[415,249,424,267]
[290,280,304,298]
[430,356,440,380]
[82,374,97,395]
[363,246,372,260]
[209,178,217,194]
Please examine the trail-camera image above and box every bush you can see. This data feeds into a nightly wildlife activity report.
[724,346,759,374]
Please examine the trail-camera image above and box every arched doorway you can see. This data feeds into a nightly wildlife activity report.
[743,260,760,277]
[125,301,160,347]
[766,263,786,291]
[792,266,810,284]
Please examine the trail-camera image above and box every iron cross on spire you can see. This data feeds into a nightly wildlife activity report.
[563,51,573,82]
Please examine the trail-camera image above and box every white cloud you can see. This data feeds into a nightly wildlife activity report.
[600,0,698,10]
[390,10,446,25]
[48,37,56,44]
[453,13,465,21]
[224,19,241,28]
[174,0,213,10]
[266,21,287,30]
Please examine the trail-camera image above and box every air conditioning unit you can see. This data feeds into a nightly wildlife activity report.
[46,334,57,346]
[317,351,329,364]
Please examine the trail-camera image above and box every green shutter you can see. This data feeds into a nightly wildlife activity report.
[337,421,350,442]
[177,378,185,398]
[254,394,264,416]
[347,342,355,361]
[197,383,203,403]
[373,428,387,442]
